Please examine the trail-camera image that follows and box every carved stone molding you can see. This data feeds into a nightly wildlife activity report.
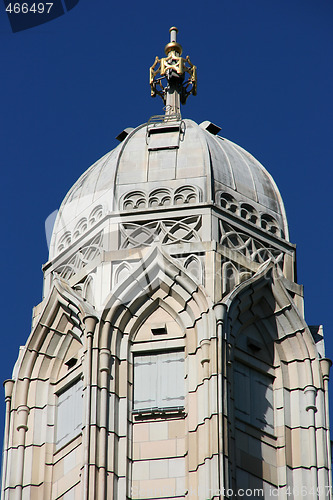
[112,261,132,288]
[170,253,204,285]
[55,231,104,280]
[119,216,202,249]
[222,261,253,296]
[57,205,104,253]
[120,185,201,210]
[219,220,284,267]
[216,191,284,238]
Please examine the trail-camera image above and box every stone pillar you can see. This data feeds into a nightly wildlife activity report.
[1,379,15,497]
[214,303,228,494]
[15,404,30,500]
[98,347,111,500]
[304,385,318,493]
[82,315,99,500]
[321,358,332,499]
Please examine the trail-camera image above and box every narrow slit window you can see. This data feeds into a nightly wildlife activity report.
[151,327,167,336]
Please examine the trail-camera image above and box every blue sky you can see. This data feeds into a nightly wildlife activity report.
[0,0,333,454]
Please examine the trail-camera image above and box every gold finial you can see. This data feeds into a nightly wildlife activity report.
[149,27,197,115]
[165,27,183,55]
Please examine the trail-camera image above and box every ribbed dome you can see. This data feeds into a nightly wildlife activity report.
[49,118,288,260]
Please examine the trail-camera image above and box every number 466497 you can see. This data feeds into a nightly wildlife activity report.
[6,3,53,14]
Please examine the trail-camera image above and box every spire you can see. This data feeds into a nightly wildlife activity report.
[150,27,197,118]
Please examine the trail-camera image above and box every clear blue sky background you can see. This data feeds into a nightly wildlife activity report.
[0,0,332,457]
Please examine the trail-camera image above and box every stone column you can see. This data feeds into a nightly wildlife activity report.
[15,404,30,500]
[304,385,318,494]
[82,315,99,500]
[320,358,332,499]
[214,303,228,494]
[1,379,15,498]
[98,346,111,500]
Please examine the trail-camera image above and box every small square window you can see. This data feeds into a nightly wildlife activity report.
[133,351,185,413]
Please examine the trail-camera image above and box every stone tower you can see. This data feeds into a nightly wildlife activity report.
[1,28,331,500]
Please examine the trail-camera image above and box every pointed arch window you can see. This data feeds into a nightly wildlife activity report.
[233,322,275,434]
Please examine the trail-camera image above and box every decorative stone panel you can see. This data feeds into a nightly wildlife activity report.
[119,216,202,249]
[216,191,283,238]
[55,231,104,280]
[219,220,284,268]
[119,185,201,211]
[222,261,253,296]
[170,253,204,285]
[56,204,104,253]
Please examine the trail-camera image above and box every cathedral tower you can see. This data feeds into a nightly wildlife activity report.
[1,28,331,499]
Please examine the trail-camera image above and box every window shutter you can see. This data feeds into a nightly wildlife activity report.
[133,355,158,410]
[56,378,83,449]
[234,363,251,419]
[133,351,185,411]
[251,371,274,433]
[158,352,185,408]
[234,361,274,433]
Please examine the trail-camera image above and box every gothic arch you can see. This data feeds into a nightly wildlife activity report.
[90,246,220,499]
[83,274,95,304]
[113,261,132,287]
[222,263,330,494]
[183,254,203,284]
[2,279,96,500]
[222,261,239,295]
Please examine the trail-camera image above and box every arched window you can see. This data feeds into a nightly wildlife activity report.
[130,306,186,498]
[234,324,275,433]
[232,322,277,491]
[131,307,185,418]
